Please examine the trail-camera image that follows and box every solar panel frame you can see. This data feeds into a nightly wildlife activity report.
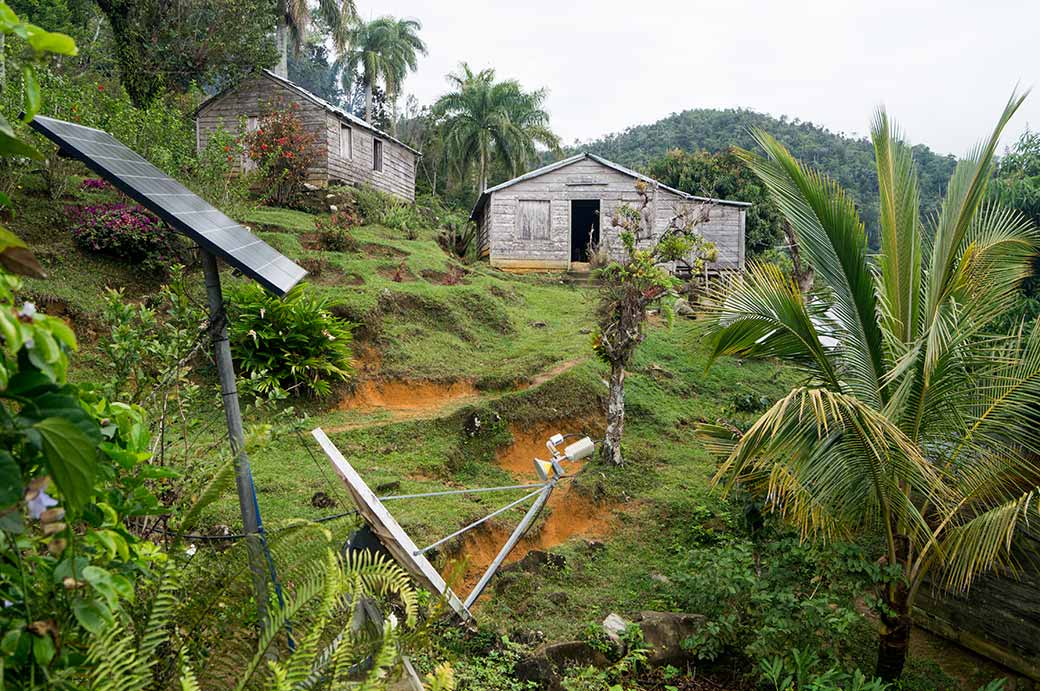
[30,115,306,296]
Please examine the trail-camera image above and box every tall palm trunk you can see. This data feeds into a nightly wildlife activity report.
[365,81,373,123]
[478,142,488,194]
[876,535,912,682]
[603,363,625,465]
[274,19,289,78]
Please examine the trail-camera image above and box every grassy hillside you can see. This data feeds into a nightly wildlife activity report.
[571,107,958,242]
[8,179,1010,689]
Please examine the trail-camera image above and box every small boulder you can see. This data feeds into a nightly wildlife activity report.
[547,591,568,606]
[632,611,705,665]
[542,640,609,670]
[514,655,557,690]
[674,298,696,317]
[601,612,630,646]
[375,480,401,494]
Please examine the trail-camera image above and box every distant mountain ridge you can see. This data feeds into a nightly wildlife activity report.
[570,107,958,241]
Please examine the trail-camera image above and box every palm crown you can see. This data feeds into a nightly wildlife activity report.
[341,17,427,125]
[698,92,1040,681]
[433,63,559,193]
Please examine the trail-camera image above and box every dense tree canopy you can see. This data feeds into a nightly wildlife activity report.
[576,107,958,245]
[644,148,785,257]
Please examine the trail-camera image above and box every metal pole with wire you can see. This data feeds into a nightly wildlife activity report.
[201,251,270,622]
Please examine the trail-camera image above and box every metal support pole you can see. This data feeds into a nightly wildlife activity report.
[464,483,554,609]
[201,251,269,620]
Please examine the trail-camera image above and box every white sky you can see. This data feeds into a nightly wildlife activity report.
[366,0,1038,156]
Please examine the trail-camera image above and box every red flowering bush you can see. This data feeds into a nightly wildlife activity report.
[67,202,184,273]
[245,102,318,206]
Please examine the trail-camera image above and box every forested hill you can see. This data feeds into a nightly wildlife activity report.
[572,108,958,241]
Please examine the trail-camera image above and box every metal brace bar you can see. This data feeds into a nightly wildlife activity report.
[413,487,546,556]
[465,483,554,609]
[379,483,546,502]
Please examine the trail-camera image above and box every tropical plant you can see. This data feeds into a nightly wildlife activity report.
[697,92,1040,682]
[433,63,559,194]
[341,16,426,128]
[594,180,715,465]
[227,282,354,398]
[274,0,357,80]
[245,101,320,206]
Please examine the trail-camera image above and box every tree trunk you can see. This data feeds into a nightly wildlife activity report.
[274,19,289,78]
[365,82,373,123]
[876,536,912,682]
[602,362,625,465]
[479,146,487,194]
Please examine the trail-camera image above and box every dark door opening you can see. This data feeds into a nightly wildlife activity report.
[570,200,600,263]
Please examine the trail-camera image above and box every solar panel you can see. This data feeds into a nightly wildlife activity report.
[30,115,306,296]
[311,427,473,622]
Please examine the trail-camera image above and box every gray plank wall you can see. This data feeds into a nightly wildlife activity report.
[485,158,745,271]
[324,112,417,201]
[195,76,328,184]
[915,529,1040,680]
[196,75,416,201]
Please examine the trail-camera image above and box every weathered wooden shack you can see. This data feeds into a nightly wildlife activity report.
[471,153,748,273]
[194,69,419,201]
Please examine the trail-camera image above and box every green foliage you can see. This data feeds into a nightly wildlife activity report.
[226,282,354,398]
[97,268,207,404]
[675,537,871,667]
[315,211,361,252]
[352,184,392,224]
[246,102,320,206]
[699,94,1040,681]
[341,16,427,122]
[577,107,958,245]
[758,649,890,691]
[433,63,560,193]
[91,0,277,107]
[645,147,786,257]
[382,199,423,239]
[193,122,254,216]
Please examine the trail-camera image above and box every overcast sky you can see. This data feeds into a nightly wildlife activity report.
[368,0,1038,156]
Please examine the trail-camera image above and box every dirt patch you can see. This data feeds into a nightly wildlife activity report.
[420,268,469,286]
[444,417,618,600]
[361,242,407,259]
[340,379,480,414]
[517,358,588,391]
[378,263,416,282]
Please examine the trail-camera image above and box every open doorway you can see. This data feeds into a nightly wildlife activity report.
[570,200,600,263]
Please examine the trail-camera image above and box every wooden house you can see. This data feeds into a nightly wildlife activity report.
[470,153,748,273]
[194,70,420,201]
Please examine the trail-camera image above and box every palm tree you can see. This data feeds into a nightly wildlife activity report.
[341,17,426,127]
[698,92,1040,682]
[433,63,559,194]
[275,0,357,78]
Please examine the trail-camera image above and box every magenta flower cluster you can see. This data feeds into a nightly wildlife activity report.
[79,178,112,192]
[67,202,180,268]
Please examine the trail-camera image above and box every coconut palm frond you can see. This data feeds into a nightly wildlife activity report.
[736,133,886,405]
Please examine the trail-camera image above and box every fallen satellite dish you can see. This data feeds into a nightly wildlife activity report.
[311,426,595,619]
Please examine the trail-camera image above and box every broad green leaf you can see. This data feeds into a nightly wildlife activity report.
[21,66,40,122]
[0,226,44,277]
[34,416,96,512]
[0,114,40,159]
[23,25,77,56]
[31,633,54,666]
[0,450,22,506]
[71,597,110,635]
[20,390,101,443]
[0,629,22,655]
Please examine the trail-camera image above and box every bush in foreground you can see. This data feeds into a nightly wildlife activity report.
[227,282,354,398]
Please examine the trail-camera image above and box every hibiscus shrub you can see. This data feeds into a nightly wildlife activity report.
[245,102,318,206]
[67,202,183,272]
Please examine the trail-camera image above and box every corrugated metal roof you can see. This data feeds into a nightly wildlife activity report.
[194,69,422,157]
[470,152,751,219]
